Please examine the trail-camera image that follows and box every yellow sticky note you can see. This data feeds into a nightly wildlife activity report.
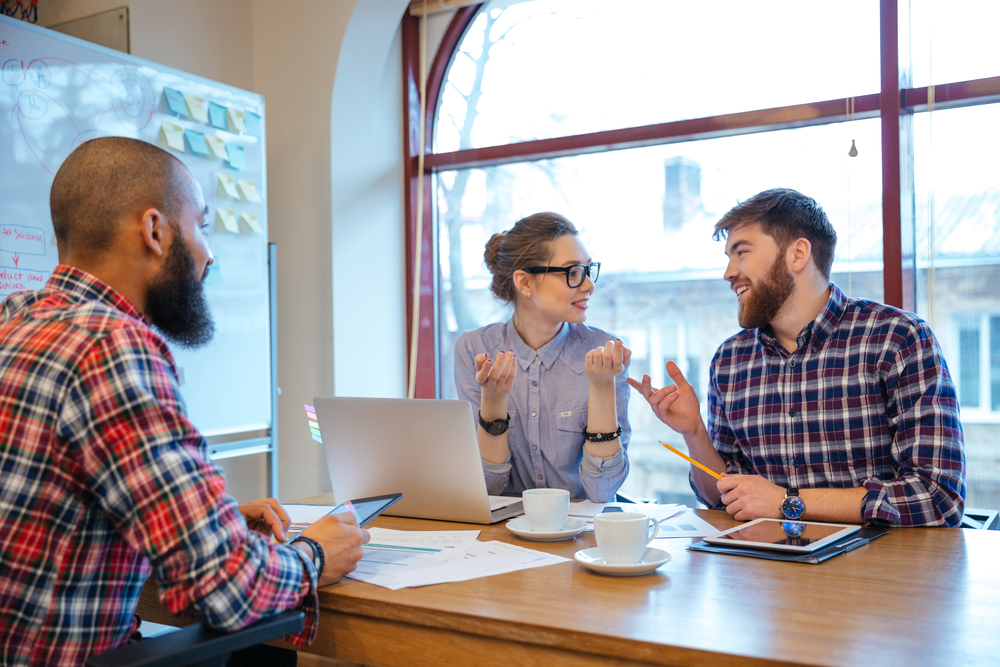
[217,174,241,200]
[240,212,264,234]
[205,134,228,159]
[237,179,262,203]
[160,122,185,152]
[227,108,246,133]
[216,208,239,234]
[184,94,209,123]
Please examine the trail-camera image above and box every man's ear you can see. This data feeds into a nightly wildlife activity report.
[786,238,812,274]
[140,207,167,257]
[511,269,533,298]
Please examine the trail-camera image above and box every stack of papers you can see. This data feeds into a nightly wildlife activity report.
[349,528,569,590]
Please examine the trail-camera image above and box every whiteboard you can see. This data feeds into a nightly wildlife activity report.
[0,15,271,437]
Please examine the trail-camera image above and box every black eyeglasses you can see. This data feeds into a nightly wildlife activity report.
[523,262,600,288]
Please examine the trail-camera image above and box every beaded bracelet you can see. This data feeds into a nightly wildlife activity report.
[581,424,622,443]
[290,535,325,581]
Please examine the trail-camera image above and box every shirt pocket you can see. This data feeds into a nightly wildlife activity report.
[553,406,588,467]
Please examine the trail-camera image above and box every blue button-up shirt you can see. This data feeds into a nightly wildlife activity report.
[454,320,631,502]
[702,283,966,526]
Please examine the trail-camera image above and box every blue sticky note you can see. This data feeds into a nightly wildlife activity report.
[164,87,189,116]
[225,143,246,171]
[208,101,228,130]
[245,111,261,137]
[184,129,210,155]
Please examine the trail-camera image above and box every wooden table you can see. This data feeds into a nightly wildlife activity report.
[138,495,1000,666]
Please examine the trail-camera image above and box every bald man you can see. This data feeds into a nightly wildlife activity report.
[0,138,368,667]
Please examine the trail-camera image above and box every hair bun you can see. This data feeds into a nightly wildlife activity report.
[483,232,506,272]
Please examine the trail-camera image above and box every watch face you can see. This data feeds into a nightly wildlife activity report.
[487,421,508,436]
[781,521,806,537]
[781,495,806,520]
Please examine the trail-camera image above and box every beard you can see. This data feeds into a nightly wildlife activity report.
[737,252,795,330]
[145,232,215,349]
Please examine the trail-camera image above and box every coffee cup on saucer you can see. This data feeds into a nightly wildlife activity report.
[593,512,660,564]
[522,488,570,532]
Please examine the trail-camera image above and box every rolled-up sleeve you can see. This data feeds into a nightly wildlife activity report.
[860,325,965,527]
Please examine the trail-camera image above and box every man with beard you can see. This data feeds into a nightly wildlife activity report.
[0,137,369,667]
[629,188,965,527]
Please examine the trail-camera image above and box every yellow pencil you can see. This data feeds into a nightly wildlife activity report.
[660,441,723,480]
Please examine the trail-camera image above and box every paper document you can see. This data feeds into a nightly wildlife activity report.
[569,502,685,530]
[651,510,720,539]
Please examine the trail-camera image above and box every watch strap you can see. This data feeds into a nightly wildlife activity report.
[478,411,511,435]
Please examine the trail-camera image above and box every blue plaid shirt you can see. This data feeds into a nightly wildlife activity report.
[699,283,966,526]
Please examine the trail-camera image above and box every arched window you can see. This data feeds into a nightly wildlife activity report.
[403,1,1000,507]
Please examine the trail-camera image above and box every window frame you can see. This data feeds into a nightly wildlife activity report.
[402,1,1000,398]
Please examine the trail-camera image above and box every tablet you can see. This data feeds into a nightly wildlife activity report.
[327,493,403,527]
[703,518,862,553]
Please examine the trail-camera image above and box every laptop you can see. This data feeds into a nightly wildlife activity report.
[312,396,524,524]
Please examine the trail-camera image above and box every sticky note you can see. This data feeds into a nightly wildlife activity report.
[205,134,228,159]
[160,122,185,151]
[225,144,246,171]
[304,404,315,412]
[204,261,222,285]
[227,107,246,133]
[184,94,209,123]
[240,212,263,234]
[208,101,228,130]
[164,87,189,116]
[308,420,320,430]
[216,173,241,199]
[311,434,323,444]
[245,111,261,137]
[306,411,317,420]
[184,129,210,155]
[216,208,239,234]
[237,179,262,203]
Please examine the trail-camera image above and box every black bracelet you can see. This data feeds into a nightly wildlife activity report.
[582,424,623,442]
[290,535,325,581]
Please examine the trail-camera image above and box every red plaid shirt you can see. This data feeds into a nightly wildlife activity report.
[0,266,317,667]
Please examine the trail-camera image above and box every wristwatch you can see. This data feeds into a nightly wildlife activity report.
[780,488,806,520]
[479,411,511,436]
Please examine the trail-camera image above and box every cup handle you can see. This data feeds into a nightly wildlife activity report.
[647,517,660,543]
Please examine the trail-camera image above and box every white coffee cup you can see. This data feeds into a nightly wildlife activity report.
[522,488,570,532]
[593,512,660,564]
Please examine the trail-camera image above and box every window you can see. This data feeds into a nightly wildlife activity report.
[406,1,1000,511]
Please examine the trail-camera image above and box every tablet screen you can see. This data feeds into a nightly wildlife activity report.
[328,493,402,526]
[713,520,846,547]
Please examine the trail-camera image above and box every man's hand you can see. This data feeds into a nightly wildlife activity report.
[717,475,785,521]
[585,339,631,386]
[297,512,370,587]
[626,360,703,437]
[239,498,291,542]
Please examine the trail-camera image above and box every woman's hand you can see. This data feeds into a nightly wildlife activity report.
[475,350,516,397]
[585,339,631,386]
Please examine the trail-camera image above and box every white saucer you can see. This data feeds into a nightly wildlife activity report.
[573,547,671,576]
[506,517,587,541]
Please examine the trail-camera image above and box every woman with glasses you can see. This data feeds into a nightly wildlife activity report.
[454,212,631,503]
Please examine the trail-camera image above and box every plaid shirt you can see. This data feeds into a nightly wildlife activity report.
[700,283,966,527]
[0,266,317,667]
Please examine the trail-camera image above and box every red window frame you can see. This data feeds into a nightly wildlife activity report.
[402,0,1000,398]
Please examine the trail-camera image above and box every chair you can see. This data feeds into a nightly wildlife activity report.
[961,508,999,530]
[85,610,304,667]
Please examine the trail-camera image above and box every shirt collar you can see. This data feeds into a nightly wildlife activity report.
[506,319,573,371]
[755,283,844,354]
[48,264,146,322]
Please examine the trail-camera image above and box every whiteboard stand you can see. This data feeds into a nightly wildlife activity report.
[202,244,279,498]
